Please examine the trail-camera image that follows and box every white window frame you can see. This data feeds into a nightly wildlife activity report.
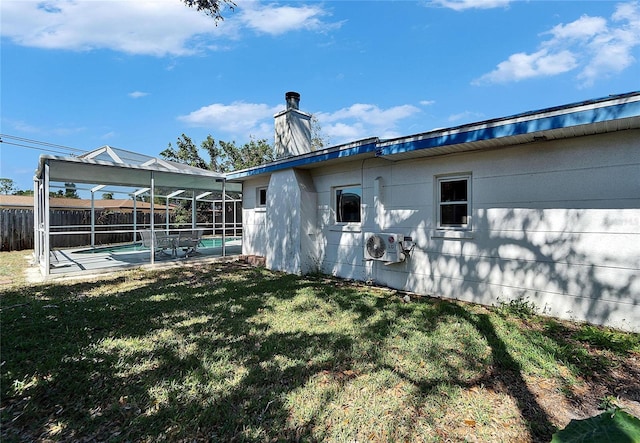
[436,173,472,231]
[256,186,267,208]
[334,184,362,225]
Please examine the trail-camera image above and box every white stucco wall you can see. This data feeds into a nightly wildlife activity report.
[266,169,302,274]
[241,176,270,258]
[243,129,640,331]
[242,170,317,275]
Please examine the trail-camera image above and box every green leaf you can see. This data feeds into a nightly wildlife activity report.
[551,408,640,443]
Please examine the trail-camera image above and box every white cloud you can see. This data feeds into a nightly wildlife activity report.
[475,1,640,87]
[420,100,436,106]
[476,49,578,83]
[178,101,282,138]
[0,0,216,56]
[5,118,86,136]
[320,103,419,125]
[430,0,511,11]
[51,125,87,136]
[578,1,640,86]
[546,15,607,41]
[8,119,43,133]
[128,91,149,99]
[323,122,365,141]
[178,99,421,144]
[237,2,333,35]
[448,110,484,123]
[316,103,421,143]
[0,0,338,56]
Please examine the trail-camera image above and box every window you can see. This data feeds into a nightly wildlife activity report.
[257,187,267,207]
[437,174,471,229]
[335,185,361,223]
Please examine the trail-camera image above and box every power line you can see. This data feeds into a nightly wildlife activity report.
[0,133,165,165]
[0,134,86,153]
[0,140,81,157]
[0,134,88,157]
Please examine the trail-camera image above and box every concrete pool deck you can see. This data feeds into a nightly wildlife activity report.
[32,238,243,282]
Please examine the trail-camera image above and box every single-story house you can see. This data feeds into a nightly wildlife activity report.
[227,91,640,332]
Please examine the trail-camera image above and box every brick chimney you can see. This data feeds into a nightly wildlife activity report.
[274,91,312,159]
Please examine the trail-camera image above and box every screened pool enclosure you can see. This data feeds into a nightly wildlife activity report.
[34,146,243,277]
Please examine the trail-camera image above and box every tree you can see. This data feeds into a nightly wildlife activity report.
[64,183,79,199]
[218,137,273,172]
[161,134,212,170]
[102,192,114,200]
[199,135,224,171]
[161,134,273,173]
[181,0,236,21]
[0,178,16,195]
[0,179,37,196]
[311,114,331,151]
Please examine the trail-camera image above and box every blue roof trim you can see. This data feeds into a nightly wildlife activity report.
[226,140,378,180]
[380,100,640,157]
[226,92,640,181]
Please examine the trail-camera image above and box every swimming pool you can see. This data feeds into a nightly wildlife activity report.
[73,237,241,254]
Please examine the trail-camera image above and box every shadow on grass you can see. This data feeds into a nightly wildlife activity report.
[325,293,557,441]
[466,312,555,438]
[2,265,338,441]
[2,264,635,442]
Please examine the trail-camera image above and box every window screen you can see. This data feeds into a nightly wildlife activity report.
[438,176,470,228]
[257,187,267,207]
[336,186,361,223]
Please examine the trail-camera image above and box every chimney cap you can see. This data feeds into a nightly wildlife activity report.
[285,91,301,110]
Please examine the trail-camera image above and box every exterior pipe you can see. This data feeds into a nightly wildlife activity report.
[166,197,170,232]
[222,180,226,257]
[91,191,96,248]
[43,162,50,276]
[150,172,155,265]
[192,194,197,229]
[33,178,40,266]
[133,197,137,243]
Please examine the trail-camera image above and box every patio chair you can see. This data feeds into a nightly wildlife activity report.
[177,229,203,257]
[140,230,176,257]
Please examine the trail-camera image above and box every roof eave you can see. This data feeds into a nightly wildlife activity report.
[378,114,640,161]
[226,137,379,181]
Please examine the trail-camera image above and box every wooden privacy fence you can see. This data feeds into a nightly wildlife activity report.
[1,209,33,251]
[1,209,170,252]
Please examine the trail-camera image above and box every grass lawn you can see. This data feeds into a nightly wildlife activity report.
[1,250,639,442]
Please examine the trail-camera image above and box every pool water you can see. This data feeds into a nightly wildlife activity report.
[73,237,240,254]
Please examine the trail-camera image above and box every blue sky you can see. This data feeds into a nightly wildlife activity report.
[1,0,639,191]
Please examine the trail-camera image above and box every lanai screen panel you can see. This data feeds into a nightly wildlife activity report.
[34,147,242,276]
